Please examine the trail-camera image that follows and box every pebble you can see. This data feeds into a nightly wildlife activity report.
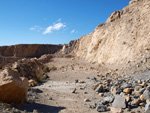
[84,98,91,102]
[110,107,122,113]
[123,88,132,94]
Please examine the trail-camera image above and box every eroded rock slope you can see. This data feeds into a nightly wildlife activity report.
[73,0,150,75]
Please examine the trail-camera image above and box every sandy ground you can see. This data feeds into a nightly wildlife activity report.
[20,57,105,113]
[16,56,147,113]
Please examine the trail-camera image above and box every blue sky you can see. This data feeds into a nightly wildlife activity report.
[0,0,130,46]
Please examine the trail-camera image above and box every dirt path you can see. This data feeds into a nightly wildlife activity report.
[20,57,104,113]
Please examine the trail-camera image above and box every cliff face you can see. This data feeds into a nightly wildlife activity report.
[73,0,150,74]
[0,44,62,58]
[0,44,62,66]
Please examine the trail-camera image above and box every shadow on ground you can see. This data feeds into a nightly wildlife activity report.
[18,103,66,113]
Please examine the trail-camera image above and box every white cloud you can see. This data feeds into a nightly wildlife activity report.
[71,29,78,34]
[30,26,43,32]
[43,22,66,35]
[57,18,62,22]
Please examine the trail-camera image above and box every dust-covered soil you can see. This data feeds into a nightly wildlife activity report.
[2,56,147,113]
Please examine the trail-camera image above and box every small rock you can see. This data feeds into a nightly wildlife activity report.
[79,81,85,83]
[123,95,130,102]
[84,98,91,102]
[121,83,132,89]
[84,92,88,94]
[145,102,150,113]
[132,91,142,97]
[110,107,122,113]
[123,88,132,94]
[23,110,28,113]
[112,95,126,108]
[27,99,34,104]
[140,94,145,101]
[131,99,141,106]
[75,79,78,83]
[135,86,142,91]
[138,80,142,84]
[99,93,104,97]
[95,85,103,93]
[104,95,114,103]
[93,84,100,90]
[72,88,76,93]
[111,86,117,95]
[79,87,85,90]
[143,87,150,100]
[48,97,53,100]
[140,83,147,88]
[33,109,39,113]
[96,104,107,112]
[139,102,145,107]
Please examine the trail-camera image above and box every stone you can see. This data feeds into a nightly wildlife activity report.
[121,83,132,89]
[93,84,100,90]
[123,95,130,102]
[84,98,91,102]
[72,88,76,93]
[112,95,126,108]
[110,107,122,113]
[140,94,146,101]
[0,68,28,105]
[96,104,107,112]
[139,103,145,107]
[75,79,78,83]
[28,79,38,87]
[135,86,142,91]
[95,85,103,93]
[99,93,104,97]
[111,86,117,95]
[79,81,85,83]
[145,102,150,113]
[104,95,115,103]
[123,88,132,94]
[27,99,34,104]
[33,109,39,113]
[143,87,150,100]
[131,99,141,106]
[132,91,142,97]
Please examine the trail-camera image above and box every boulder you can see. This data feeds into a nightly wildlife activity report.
[0,68,28,105]
[112,95,126,108]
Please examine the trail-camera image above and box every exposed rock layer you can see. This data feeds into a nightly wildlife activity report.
[73,0,150,75]
[0,44,62,58]
[0,44,62,66]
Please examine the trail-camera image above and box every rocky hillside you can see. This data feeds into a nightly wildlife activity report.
[73,0,150,75]
[0,44,62,66]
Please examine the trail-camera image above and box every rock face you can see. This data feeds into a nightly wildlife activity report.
[61,40,77,54]
[0,44,62,58]
[0,44,62,66]
[0,68,28,105]
[73,0,150,75]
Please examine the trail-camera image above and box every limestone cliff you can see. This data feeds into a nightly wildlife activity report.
[73,0,150,75]
[0,44,62,66]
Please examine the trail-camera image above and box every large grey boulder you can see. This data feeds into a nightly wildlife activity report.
[112,95,127,108]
